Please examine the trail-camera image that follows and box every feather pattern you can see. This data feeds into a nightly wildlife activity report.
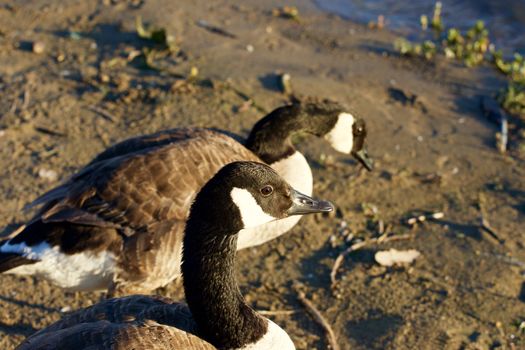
[7,129,259,293]
[3,101,368,293]
[16,295,215,350]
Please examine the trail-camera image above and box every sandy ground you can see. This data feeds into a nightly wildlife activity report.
[0,1,524,349]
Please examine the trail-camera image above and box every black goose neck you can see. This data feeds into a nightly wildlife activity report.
[181,186,267,349]
[245,102,343,164]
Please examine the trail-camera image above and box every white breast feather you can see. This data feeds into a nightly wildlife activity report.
[238,319,295,350]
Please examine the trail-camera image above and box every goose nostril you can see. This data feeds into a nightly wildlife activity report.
[300,198,313,206]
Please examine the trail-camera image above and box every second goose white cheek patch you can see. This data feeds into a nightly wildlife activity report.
[230,187,276,228]
[324,112,354,154]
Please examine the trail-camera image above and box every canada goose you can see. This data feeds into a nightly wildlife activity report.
[16,161,333,350]
[0,100,371,295]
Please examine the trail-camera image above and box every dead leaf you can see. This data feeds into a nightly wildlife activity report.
[375,249,421,267]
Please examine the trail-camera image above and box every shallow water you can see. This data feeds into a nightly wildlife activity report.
[315,0,525,53]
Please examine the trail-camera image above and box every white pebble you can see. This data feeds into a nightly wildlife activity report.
[375,249,421,267]
[60,306,71,313]
[38,168,58,182]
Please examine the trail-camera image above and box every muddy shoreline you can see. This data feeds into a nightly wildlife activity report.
[0,1,524,349]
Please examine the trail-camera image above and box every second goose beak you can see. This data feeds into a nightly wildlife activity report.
[287,189,334,215]
[352,148,373,171]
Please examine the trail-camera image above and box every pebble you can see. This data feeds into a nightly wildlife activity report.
[32,41,45,54]
[60,306,71,313]
[246,44,254,53]
[38,168,58,182]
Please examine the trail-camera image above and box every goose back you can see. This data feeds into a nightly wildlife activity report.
[6,129,260,293]
[16,295,215,350]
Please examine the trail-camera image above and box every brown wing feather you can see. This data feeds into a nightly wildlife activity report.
[16,295,215,350]
[25,128,222,212]
[31,129,259,231]
[16,129,260,292]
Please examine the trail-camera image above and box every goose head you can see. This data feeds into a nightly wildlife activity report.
[246,100,373,171]
[189,161,334,236]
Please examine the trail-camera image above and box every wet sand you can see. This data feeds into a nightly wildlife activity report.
[0,1,524,349]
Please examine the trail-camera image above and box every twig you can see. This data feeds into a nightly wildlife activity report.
[499,112,508,153]
[330,233,412,286]
[35,126,67,137]
[196,20,237,39]
[294,286,340,350]
[378,219,385,235]
[88,105,116,123]
[22,87,31,110]
[480,216,504,244]
[257,309,298,316]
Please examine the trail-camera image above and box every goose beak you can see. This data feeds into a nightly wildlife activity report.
[287,189,334,215]
[352,148,373,171]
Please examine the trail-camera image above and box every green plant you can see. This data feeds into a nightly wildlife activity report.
[392,1,525,120]
[498,82,525,116]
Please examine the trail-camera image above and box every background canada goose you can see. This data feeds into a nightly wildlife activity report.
[16,161,333,350]
[0,100,371,295]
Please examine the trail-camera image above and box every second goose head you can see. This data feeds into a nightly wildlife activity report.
[245,99,373,171]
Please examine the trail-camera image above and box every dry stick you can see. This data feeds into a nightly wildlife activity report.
[499,112,508,153]
[88,105,116,123]
[330,233,412,286]
[22,87,31,110]
[480,216,504,244]
[294,287,340,350]
[257,309,298,316]
[196,20,237,39]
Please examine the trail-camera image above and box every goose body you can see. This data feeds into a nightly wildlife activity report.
[0,100,371,294]
[16,161,333,350]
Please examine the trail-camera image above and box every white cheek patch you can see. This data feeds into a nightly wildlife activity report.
[230,188,276,229]
[324,112,355,154]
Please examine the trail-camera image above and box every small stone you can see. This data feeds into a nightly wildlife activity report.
[60,306,71,313]
[32,41,45,54]
[246,44,254,53]
[375,249,421,267]
[99,73,110,83]
[38,168,58,182]
[56,53,65,62]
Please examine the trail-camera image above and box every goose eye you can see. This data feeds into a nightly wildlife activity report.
[260,185,273,196]
[354,126,364,135]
